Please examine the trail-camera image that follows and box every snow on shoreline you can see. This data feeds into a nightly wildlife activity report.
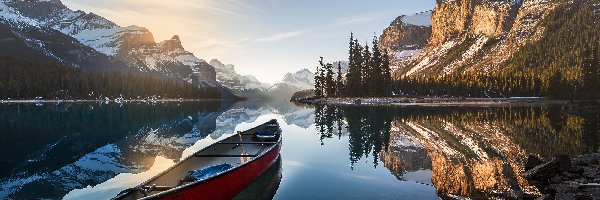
[297,97,574,107]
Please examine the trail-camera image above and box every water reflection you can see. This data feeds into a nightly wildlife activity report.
[315,105,392,168]
[1,100,598,199]
[234,157,282,200]
[0,102,225,199]
[314,105,600,199]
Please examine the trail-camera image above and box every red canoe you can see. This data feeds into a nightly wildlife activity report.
[114,119,282,200]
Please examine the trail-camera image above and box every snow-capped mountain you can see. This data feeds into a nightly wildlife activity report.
[269,68,315,99]
[0,2,127,71]
[379,11,432,70]
[0,0,222,89]
[209,59,271,96]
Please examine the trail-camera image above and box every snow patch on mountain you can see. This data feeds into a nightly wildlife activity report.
[402,10,433,27]
[0,2,40,27]
[405,39,458,76]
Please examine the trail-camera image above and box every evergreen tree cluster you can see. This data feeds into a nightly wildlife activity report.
[315,33,392,98]
[0,57,221,100]
[392,0,600,99]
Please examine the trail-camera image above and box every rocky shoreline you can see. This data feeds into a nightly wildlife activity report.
[296,97,592,107]
[526,154,600,199]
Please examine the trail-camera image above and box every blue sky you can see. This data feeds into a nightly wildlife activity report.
[62,0,435,83]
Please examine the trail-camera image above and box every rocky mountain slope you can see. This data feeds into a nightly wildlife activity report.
[389,0,554,77]
[209,59,271,97]
[0,0,225,92]
[379,11,433,70]
[0,2,126,71]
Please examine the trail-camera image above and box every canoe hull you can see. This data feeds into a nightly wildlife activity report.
[152,142,281,200]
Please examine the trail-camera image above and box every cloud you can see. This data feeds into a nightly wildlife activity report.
[337,16,378,26]
[254,30,306,42]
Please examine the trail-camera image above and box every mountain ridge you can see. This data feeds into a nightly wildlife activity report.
[0,0,230,95]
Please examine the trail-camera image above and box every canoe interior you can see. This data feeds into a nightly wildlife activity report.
[116,120,281,200]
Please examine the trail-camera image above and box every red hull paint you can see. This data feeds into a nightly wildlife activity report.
[151,143,281,200]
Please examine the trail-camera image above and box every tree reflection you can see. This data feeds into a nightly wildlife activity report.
[315,105,392,169]
[313,105,600,198]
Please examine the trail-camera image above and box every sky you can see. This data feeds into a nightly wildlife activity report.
[62,0,435,83]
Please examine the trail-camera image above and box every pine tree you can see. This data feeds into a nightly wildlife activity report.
[583,44,599,99]
[381,51,392,97]
[336,62,344,97]
[370,36,383,97]
[319,62,326,97]
[596,43,600,99]
[346,36,364,97]
[315,57,324,97]
[583,49,592,99]
[362,43,372,96]
[325,63,335,97]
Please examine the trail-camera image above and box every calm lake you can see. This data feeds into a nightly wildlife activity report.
[0,100,598,199]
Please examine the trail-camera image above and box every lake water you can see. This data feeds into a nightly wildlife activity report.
[0,100,598,199]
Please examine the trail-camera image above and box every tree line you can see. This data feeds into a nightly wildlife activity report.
[0,56,221,100]
[314,33,393,98]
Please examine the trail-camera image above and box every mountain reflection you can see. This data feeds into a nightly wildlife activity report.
[1,101,598,199]
[314,105,600,199]
[0,102,225,199]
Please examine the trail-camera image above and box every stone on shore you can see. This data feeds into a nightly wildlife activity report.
[525,155,571,183]
[526,154,600,200]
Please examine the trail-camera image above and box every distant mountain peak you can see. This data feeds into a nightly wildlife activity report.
[209,59,271,95]
[158,35,185,51]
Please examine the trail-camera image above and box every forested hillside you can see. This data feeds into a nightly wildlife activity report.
[0,57,221,100]
[393,0,600,99]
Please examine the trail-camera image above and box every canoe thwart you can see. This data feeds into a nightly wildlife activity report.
[216,142,277,145]
[142,185,173,192]
[194,154,258,158]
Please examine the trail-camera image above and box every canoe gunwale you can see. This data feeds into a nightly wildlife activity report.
[114,120,282,200]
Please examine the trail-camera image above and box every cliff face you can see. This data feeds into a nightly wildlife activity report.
[379,11,432,70]
[430,0,523,44]
[396,0,554,77]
